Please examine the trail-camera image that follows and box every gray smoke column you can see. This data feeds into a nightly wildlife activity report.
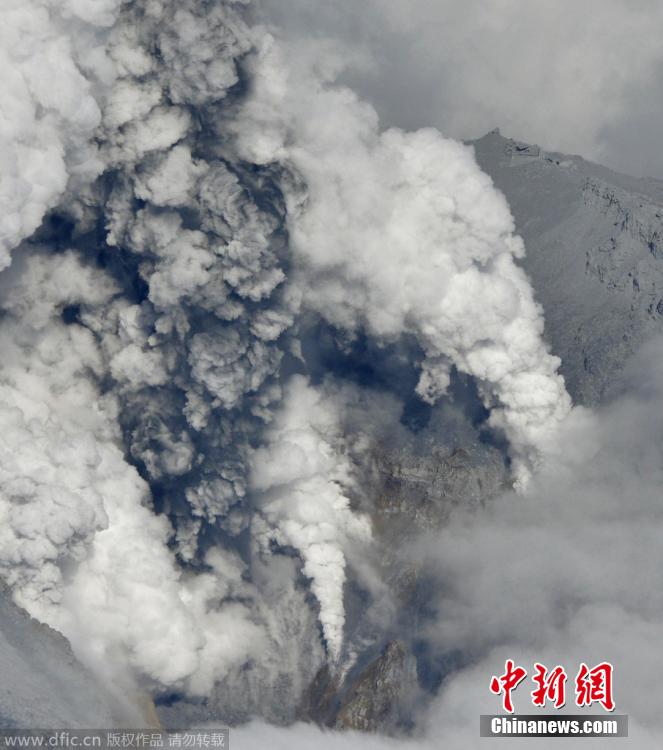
[230,34,572,484]
[0,247,267,698]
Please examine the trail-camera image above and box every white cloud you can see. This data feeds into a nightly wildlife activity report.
[0,0,119,269]
[400,339,663,745]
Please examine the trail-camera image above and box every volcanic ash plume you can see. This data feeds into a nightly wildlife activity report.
[231,35,572,482]
[0,0,575,715]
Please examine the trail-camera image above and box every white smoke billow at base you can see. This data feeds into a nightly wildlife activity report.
[0,248,266,698]
[0,0,617,740]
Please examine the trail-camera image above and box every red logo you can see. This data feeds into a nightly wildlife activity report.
[490,660,614,714]
[531,663,567,708]
[575,662,615,712]
[490,659,527,713]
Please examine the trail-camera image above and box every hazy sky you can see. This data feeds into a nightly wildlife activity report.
[258,0,663,179]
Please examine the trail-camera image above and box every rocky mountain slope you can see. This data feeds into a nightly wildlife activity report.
[0,585,146,727]
[472,129,663,405]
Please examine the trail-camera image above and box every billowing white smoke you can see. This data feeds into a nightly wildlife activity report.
[0,251,117,609]
[0,0,321,706]
[231,36,571,482]
[250,376,372,662]
[0,0,119,269]
[0,249,266,697]
[0,0,574,718]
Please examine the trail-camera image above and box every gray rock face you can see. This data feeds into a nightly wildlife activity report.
[373,441,507,640]
[334,641,418,733]
[300,430,507,734]
[371,444,507,534]
[472,129,663,405]
[0,585,132,728]
[302,641,418,734]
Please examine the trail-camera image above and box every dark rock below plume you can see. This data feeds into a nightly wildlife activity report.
[301,433,507,733]
[303,641,418,734]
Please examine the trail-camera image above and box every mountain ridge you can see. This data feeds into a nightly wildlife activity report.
[472,129,663,405]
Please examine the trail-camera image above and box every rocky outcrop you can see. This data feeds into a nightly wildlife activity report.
[302,641,418,734]
[371,443,507,533]
[334,641,418,733]
[300,432,507,734]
